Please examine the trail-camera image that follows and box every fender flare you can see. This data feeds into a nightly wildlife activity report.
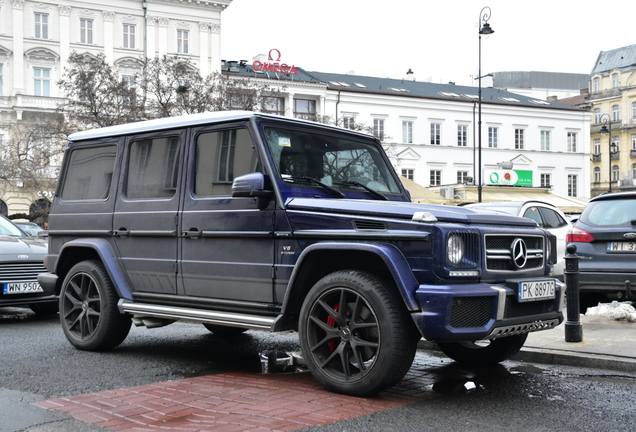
[56,238,134,300]
[281,241,420,313]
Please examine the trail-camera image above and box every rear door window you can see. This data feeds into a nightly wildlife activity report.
[60,145,117,200]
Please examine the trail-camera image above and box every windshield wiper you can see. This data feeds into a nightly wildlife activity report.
[288,176,345,198]
[335,180,388,200]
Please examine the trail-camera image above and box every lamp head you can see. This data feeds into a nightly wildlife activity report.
[480,22,494,35]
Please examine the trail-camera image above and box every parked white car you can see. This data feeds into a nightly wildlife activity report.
[463,201,572,278]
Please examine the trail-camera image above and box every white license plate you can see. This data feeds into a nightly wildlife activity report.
[607,242,636,253]
[3,282,44,294]
[518,279,555,302]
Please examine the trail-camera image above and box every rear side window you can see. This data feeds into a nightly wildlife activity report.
[582,199,636,226]
[126,137,181,199]
[539,208,567,228]
[60,145,117,200]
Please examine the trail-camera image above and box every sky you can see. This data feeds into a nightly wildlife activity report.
[221,0,636,86]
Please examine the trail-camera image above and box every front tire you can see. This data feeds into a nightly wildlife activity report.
[299,270,418,396]
[437,333,528,367]
[60,260,131,351]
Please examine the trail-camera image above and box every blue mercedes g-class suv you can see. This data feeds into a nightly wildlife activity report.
[39,111,563,396]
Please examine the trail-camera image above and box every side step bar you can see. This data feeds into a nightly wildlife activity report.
[118,299,277,330]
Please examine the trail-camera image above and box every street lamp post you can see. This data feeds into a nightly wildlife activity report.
[599,114,618,193]
[477,6,494,202]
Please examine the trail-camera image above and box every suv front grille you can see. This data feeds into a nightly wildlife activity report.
[0,262,46,283]
[485,235,544,271]
[450,296,494,328]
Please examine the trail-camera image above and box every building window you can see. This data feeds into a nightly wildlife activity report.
[567,132,577,152]
[540,173,551,187]
[632,133,636,151]
[567,174,577,197]
[430,169,441,186]
[594,138,601,155]
[123,24,136,49]
[592,77,600,92]
[457,125,467,147]
[612,104,620,122]
[177,30,189,54]
[402,121,413,144]
[373,118,385,140]
[0,64,3,95]
[34,68,51,96]
[515,129,525,150]
[488,126,498,148]
[342,116,355,130]
[594,108,601,124]
[401,168,414,180]
[294,99,317,121]
[632,164,636,179]
[612,73,619,89]
[35,13,49,39]
[594,167,600,183]
[612,165,619,182]
[633,102,636,120]
[262,96,284,115]
[457,170,469,183]
[80,18,93,44]
[541,130,551,151]
[430,123,441,145]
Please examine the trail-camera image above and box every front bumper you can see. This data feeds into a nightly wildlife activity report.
[412,280,565,341]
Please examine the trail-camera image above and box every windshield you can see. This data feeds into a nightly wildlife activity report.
[580,199,636,226]
[0,216,27,237]
[263,126,401,194]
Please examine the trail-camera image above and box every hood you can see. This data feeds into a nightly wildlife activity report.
[0,235,48,260]
[285,198,539,227]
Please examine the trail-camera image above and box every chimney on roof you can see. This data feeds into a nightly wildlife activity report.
[406,68,415,81]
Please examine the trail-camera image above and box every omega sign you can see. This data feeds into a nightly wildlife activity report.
[252,49,298,74]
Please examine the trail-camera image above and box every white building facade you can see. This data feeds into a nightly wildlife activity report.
[0,0,231,214]
[228,63,592,200]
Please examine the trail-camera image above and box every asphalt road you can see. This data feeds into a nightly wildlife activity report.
[2,307,636,432]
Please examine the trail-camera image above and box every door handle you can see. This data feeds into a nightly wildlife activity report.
[183,229,202,239]
[114,228,130,237]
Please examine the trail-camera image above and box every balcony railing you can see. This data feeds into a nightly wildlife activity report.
[591,154,601,162]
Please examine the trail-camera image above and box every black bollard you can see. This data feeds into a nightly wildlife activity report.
[564,243,583,342]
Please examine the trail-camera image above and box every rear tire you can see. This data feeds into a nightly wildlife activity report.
[60,260,131,351]
[437,333,528,367]
[299,270,418,396]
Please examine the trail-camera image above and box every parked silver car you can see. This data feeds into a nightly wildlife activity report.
[462,201,571,278]
[0,215,55,314]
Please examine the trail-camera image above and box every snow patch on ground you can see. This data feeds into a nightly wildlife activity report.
[585,301,636,322]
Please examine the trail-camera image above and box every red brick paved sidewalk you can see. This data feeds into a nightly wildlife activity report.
[34,371,421,432]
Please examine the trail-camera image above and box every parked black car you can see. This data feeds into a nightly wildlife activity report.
[567,192,636,310]
[0,215,56,314]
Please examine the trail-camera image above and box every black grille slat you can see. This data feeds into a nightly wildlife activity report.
[0,263,46,282]
[485,235,544,271]
[353,220,387,231]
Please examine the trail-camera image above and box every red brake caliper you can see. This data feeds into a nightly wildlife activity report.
[326,303,339,352]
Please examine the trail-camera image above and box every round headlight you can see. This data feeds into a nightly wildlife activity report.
[447,234,465,265]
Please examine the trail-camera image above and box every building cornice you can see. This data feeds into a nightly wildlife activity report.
[147,0,232,12]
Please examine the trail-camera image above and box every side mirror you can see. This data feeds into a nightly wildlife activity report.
[232,172,273,209]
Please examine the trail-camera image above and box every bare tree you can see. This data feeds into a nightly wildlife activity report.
[58,52,144,130]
